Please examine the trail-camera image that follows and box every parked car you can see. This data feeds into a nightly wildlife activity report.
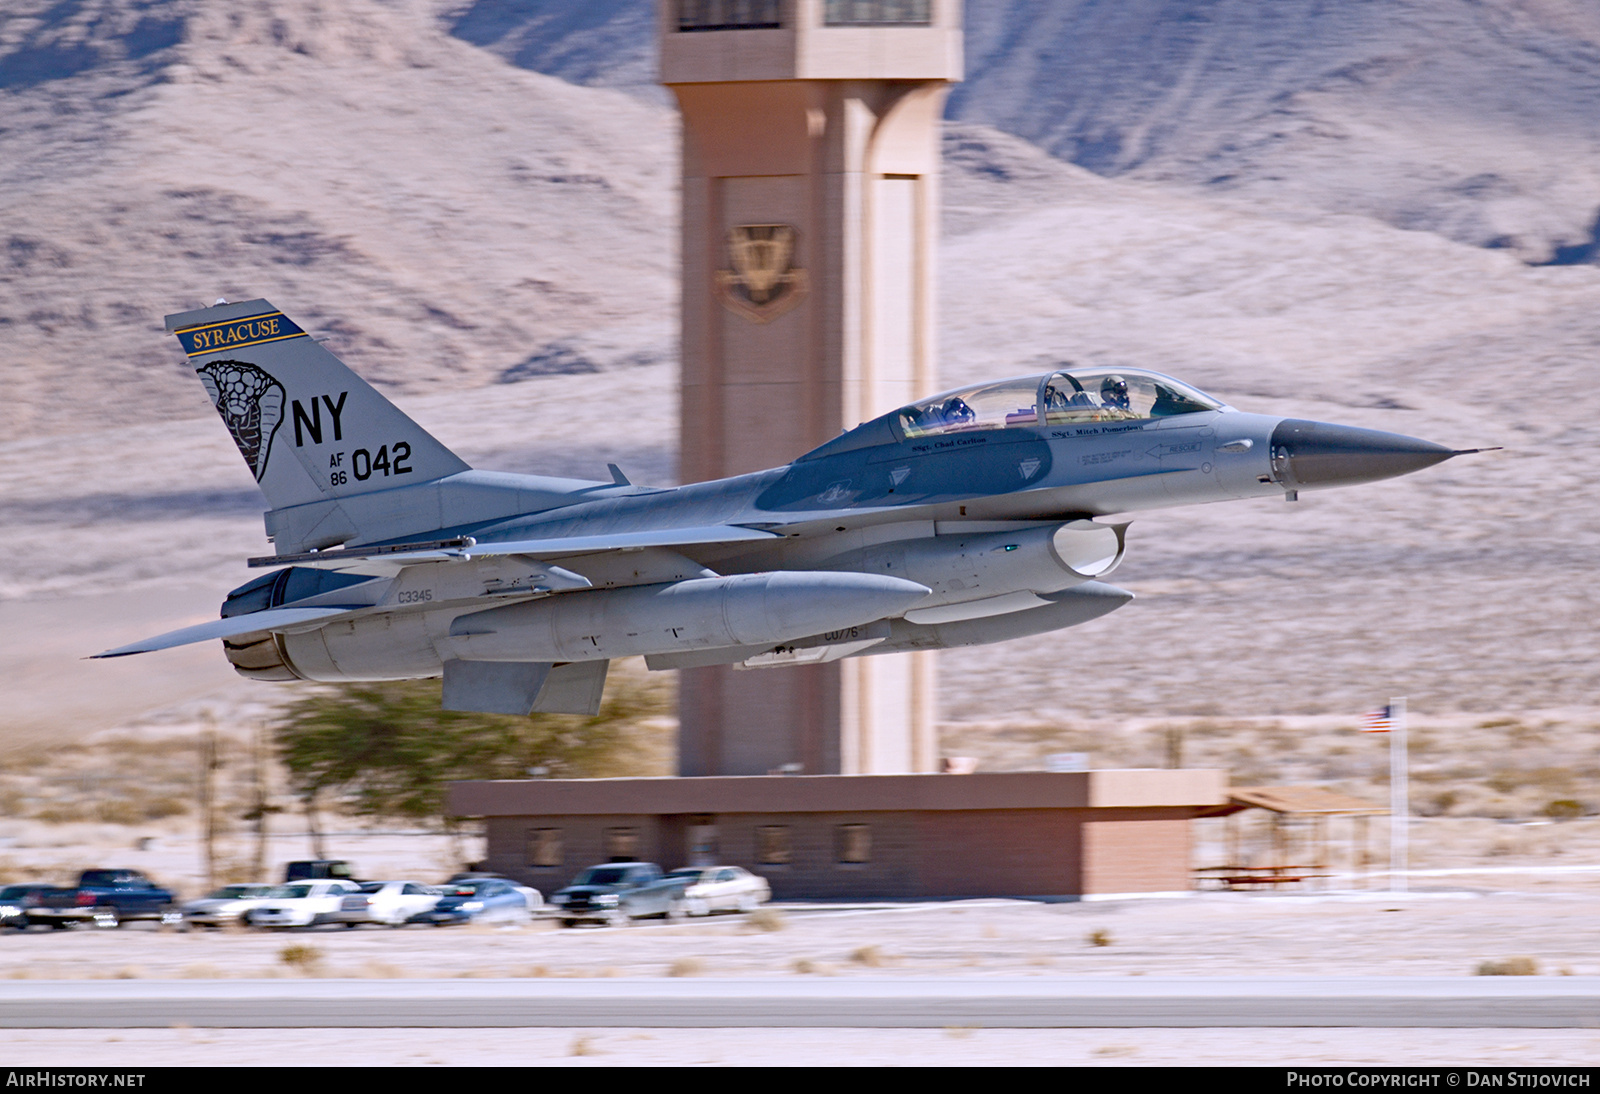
[179,883,273,929]
[408,878,538,927]
[549,862,690,928]
[0,885,61,930]
[334,881,443,928]
[283,860,358,883]
[246,880,361,929]
[25,870,176,929]
[664,866,771,916]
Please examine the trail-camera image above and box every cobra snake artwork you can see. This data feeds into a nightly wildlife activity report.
[196,360,285,482]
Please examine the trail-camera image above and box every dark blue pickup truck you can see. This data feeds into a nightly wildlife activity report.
[26,870,176,929]
[549,862,690,928]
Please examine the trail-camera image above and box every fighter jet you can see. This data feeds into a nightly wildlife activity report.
[95,299,1480,716]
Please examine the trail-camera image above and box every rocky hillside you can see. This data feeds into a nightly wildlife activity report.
[8,0,1600,440]
[0,0,675,441]
[448,0,1600,263]
[953,0,1600,263]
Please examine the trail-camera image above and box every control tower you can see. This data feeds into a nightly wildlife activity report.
[660,1,963,776]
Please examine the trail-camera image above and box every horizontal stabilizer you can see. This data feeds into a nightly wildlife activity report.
[262,524,782,570]
[92,606,359,658]
[441,659,611,716]
[442,660,552,716]
[532,660,609,715]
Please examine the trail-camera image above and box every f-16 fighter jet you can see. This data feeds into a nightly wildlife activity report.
[95,299,1480,716]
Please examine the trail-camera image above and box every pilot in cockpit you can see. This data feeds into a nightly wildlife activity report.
[1099,374,1131,413]
[901,397,975,434]
[1043,378,1091,414]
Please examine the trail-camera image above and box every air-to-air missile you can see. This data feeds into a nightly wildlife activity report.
[95,299,1484,715]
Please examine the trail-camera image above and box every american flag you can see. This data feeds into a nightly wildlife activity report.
[1361,705,1393,733]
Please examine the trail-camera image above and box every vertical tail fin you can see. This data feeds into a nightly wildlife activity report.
[167,299,470,545]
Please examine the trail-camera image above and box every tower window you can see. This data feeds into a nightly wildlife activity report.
[679,0,781,31]
[825,0,931,26]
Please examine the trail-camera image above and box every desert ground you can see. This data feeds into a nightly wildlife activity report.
[0,883,1599,1065]
[3,1024,1597,1067]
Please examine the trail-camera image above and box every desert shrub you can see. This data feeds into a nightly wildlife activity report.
[357,960,408,978]
[94,794,188,825]
[850,945,885,967]
[1417,789,1460,817]
[1485,769,1523,794]
[744,908,785,932]
[1529,767,1577,794]
[279,944,323,971]
[275,671,670,828]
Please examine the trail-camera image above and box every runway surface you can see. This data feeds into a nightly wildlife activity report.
[6,977,1598,1028]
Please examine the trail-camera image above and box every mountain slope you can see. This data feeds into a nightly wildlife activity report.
[440,0,1600,263]
[952,0,1600,261]
[0,0,676,440]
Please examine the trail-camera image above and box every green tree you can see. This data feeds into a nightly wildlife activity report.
[274,669,671,832]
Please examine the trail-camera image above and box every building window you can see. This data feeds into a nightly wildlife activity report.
[757,825,791,865]
[836,823,871,864]
[678,0,781,31]
[689,818,719,866]
[825,0,931,26]
[526,827,563,868]
[604,826,640,861]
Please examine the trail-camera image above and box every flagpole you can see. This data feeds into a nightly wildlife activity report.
[1391,696,1408,894]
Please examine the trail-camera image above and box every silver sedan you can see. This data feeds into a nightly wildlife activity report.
[334,881,443,928]
[179,884,272,929]
[663,867,770,917]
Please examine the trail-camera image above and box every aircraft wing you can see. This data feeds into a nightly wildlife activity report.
[98,528,785,655]
[254,524,783,571]
[92,606,362,658]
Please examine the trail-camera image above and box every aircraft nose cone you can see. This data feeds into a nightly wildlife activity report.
[1270,419,1456,490]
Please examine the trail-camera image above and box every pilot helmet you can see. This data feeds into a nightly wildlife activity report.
[1100,374,1130,409]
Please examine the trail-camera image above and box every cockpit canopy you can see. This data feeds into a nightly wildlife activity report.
[896,368,1225,440]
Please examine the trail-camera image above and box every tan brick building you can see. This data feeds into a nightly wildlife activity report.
[449,769,1227,900]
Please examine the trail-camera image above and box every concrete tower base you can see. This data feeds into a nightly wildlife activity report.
[662,1,963,776]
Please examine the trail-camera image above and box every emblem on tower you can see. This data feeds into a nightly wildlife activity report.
[716,224,810,323]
